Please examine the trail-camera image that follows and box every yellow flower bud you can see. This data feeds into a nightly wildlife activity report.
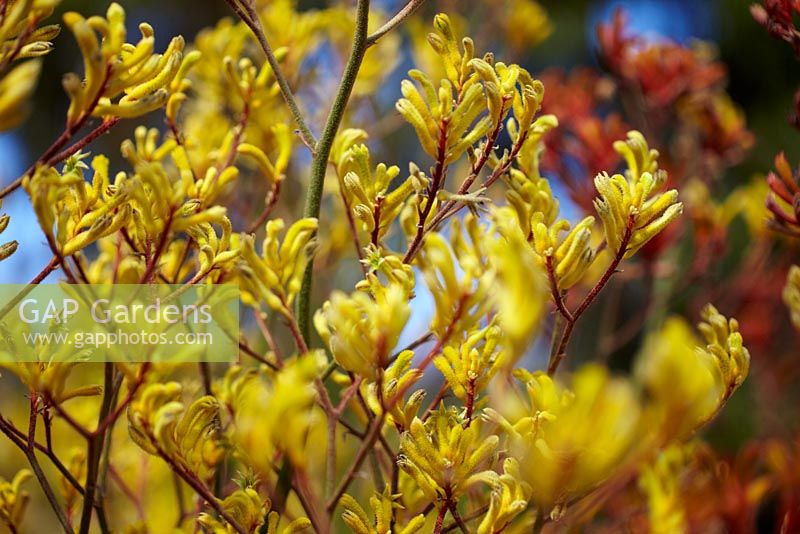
[316,283,409,381]
[639,444,692,534]
[593,132,683,257]
[477,458,532,534]
[238,218,317,316]
[399,412,498,502]
[783,265,800,330]
[0,60,42,131]
[0,470,32,532]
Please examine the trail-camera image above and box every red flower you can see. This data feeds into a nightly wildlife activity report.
[766,152,800,237]
[751,0,800,57]
[597,8,726,109]
[538,68,629,211]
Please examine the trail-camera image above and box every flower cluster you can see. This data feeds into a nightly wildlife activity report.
[766,151,800,236]
[594,131,683,257]
[0,2,785,534]
[0,0,60,130]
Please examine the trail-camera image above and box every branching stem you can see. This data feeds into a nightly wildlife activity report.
[224,0,317,151]
[433,504,448,534]
[427,128,529,235]
[77,363,115,534]
[366,0,425,47]
[326,373,383,514]
[403,117,450,264]
[26,395,74,534]
[547,214,635,375]
[0,68,115,200]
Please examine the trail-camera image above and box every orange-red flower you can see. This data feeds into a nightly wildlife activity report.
[766,152,800,237]
[751,0,800,57]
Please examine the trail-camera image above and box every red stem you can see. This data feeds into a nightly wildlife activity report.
[91,363,151,437]
[433,505,448,534]
[0,65,114,200]
[47,118,121,167]
[25,395,74,533]
[282,305,309,354]
[464,379,476,427]
[370,195,384,247]
[427,128,529,235]
[545,255,574,322]
[156,442,247,534]
[326,401,386,513]
[140,209,175,283]
[431,97,509,221]
[0,256,60,321]
[247,180,283,234]
[403,117,450,264]
[547,214,635,375]
[220,93,251,171]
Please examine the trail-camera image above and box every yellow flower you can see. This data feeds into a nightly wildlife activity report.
[338,144,413,243]
[62,3,189,125]
[0,200,16,261]
[477,458,532,534]
[487,365,641,512]
[363,350,425,431]
[0,60,43,130]
[198,485,312,534]
[0,362,102,404]
[186,219,241,277]
[396,15,491,163]
[434,324,502,401]
[505,170,559,241]
[697,304,750,400]
[0,0,60,130]
[24,155,131,257]
[785,265,800,330]
[488,208,548,362]
[639,444,692,534]
[339,487,425,534]
[198,487,267,534]
[238,218,318,316]
[229,354,322,470]
[127,383,221,474]
[594,131,683,257]
[0,470,32,532]
[635,317,719,441]
[503,130,595,292]
[315,283,410,381]
[417,215,493,338]
[533,216,596,290]
[356,245,416,298]
[398,411,497,502]
[635,305,750,442]
[502,0,552,52]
